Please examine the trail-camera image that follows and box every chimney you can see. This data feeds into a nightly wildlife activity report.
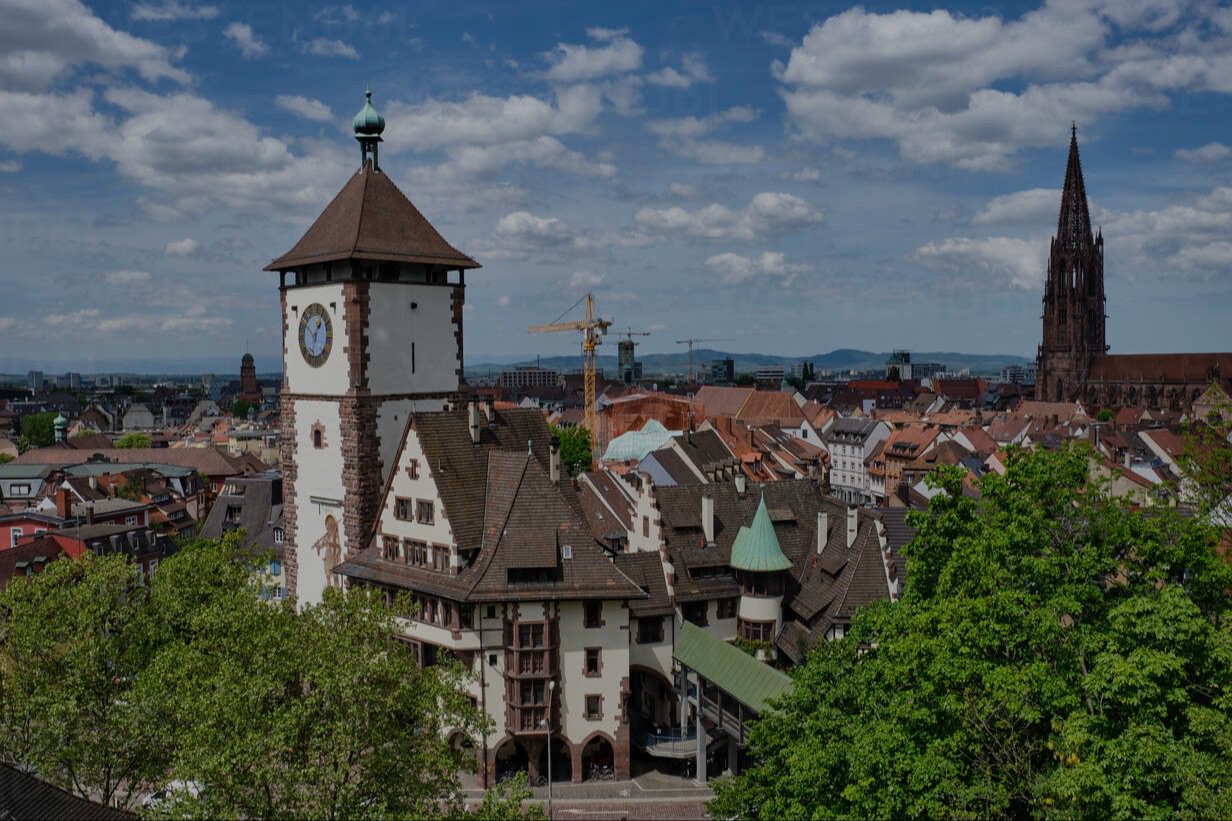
[86,503,95,526]
[468,397,481,445]
[734,473,747,496]
[816,511,828,556]
[549,435,561,485]
[846,506,858,549]
[1124,450,1132,469]
[701,495,715,544]
[55,487,72,519]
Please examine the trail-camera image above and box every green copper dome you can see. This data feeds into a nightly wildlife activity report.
[352,90,385,139]
[729,491,793,573]
[53,413,67,429]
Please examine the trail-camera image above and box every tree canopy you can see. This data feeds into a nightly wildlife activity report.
[19,411,57,448]
[115,432,152,449]
[710,445,1232,820]
[0,534,538,819]
[549,424,592,477]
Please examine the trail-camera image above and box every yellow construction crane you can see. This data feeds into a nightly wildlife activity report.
[529,293,612,435]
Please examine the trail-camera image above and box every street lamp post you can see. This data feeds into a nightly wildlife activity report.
[545,680,556,819]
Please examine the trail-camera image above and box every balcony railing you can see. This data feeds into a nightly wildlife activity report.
[637,727,698,759]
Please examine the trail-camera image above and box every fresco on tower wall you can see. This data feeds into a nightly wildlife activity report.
[313,514,343,590]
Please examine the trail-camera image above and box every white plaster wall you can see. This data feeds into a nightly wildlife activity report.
[367,284,459,396]
[630,628,672,680]
[375,399,414,489]
[285,284,350,396]
[558,600,628,747]
[738,595,783,633]
[376,428,458,556]
[627,481,663,555]
[706,601,738,642]
[293,399,346,606]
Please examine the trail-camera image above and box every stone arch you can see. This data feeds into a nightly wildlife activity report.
[493,736,530,784]
[536,734,573,783]
[579,731,616,781]
[630,664,677,729]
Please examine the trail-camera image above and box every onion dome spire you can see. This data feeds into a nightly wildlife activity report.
[352,89,385,171]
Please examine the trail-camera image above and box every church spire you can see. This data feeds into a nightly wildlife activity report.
[1056,123,1093,251]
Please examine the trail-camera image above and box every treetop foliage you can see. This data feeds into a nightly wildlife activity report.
[0,534,539,819]
[710,444,1232,820]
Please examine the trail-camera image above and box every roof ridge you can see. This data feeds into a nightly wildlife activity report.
[350,165,371,259]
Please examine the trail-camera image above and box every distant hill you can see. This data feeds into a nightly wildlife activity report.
[465,348,1033,379]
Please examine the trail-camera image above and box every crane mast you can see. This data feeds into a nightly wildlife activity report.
[528,293,612,436]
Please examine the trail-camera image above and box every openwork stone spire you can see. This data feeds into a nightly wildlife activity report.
[1056,124,1094,252]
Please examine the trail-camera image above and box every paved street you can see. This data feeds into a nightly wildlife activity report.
[462,763,714,819]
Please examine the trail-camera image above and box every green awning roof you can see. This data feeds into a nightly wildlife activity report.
[674,620,792,714]
[729,491,793,572]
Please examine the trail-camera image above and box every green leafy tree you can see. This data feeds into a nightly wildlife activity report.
[710,445,1232,820]
[0,554,167,810]
[230,399,252,419]
[0,534,539,818]
[0,453,12,465]
[115,432,151,449]
[19,412,57,448]
[1097,407,1115,422]
[1179,388,1232,531]
[549,424,591,477]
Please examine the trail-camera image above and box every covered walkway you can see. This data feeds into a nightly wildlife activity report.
[672,620,793,781]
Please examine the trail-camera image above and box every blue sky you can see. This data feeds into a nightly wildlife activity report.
[2,0,1231,372]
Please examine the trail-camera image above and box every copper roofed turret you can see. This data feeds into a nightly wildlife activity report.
[264,90,479,272]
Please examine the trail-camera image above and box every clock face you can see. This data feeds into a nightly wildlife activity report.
[298,303,333,367]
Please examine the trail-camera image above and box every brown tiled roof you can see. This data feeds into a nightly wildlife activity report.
[646,446,698,485]
[1088,353,1232,383]
[0,763,134,820]
[264,165,479,271]
[957,426,997,458]
[736,391,805,426]
[338,410,643,603]
[408,408,553,551]
[613,551,675,616]
[905,440,969,472]
[675,429,737,475]
[694,386,754,418]
[13,446,259,476]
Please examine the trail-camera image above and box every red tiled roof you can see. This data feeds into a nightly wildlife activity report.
[1088,353,1232,383]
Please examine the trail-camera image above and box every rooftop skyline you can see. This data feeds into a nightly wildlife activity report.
[3,0,1231,369]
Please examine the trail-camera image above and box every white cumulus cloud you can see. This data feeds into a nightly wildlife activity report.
[105,269,153,283]
[635,192,823,241]
[164,238,199,256]
[912,236,1045,289]
[544,28,643,82]
[224,22,266,58]
[131,1,218,20]
[275,94,333,122]
[705,251,810,285]
[1176,142,1232,163]
[303,38,358,60]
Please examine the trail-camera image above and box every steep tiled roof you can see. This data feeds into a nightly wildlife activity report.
[14,446,262,475]
[337,409,643,603]
[736,390,805,426]
[613,551,674,616]
[675,429,737,475]
[1088,353,1232,383]
[694,386,754,418]
[0,763,133,820]
[265,165,478,270]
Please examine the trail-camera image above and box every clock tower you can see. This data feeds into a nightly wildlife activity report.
[265,91,480,605]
